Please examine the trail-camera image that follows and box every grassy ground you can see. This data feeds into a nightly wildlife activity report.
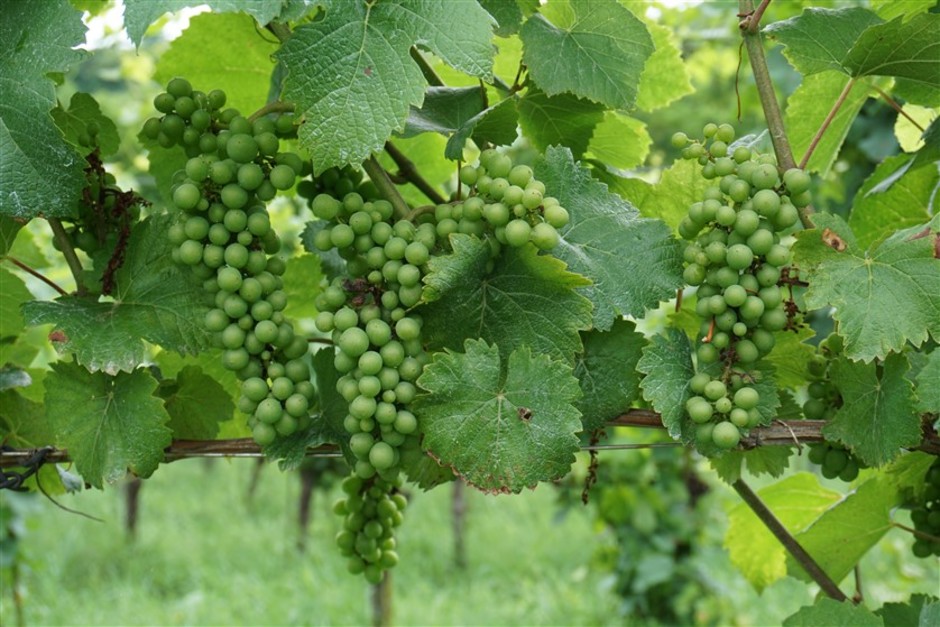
[2,457,936,626]
[3,459,621,626]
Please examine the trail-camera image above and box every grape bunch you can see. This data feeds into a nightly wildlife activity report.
[909,457,940,558]
[674,123,807,450]
[309,147,568,581]
[145,77,314,446]
[297,165,378,204]
[803,334,867,481]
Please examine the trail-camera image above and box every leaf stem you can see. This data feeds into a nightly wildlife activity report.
[47,218,86,296]
[265,22,292,44]
[362,157,411,220]
[732,478,849,602]
[873,85,926,133]
[410,47,444,87]
[248,100,295,123]
[799,78,856,170]
[2,256,68,296]
[384,142,447,205]
[892,521,940,544]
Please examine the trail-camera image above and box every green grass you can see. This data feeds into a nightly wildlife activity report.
[2,459,620,626]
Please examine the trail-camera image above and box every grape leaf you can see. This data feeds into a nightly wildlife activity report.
[0,268,30,339]
[310,345,352,461]
[766,325,816,390]
[794,212,940,362]
[139,138,189,205]
[153,13,279,115]
[848,154,938,249]
[764,7,884,76]
[725,472,841,592]
[404,87,485,137]
[0,217,23,256]
[844,14,940,89]
[871,0,934,21]
[534,146,684,330]
[0,0,87,219]
[786,72,876,175]
[276,0,495,172]
[783,599,884,627]
[585,113,651,171]
[0,389,55,447]
[635,19,693,113]
[479,0,524,37]
[573,319,645,432]
[23,215,211,374]
[51,92,120,158]
[421,233,490,304]
[122,0,284,46]
[281,253,322,321]
[414,339,581,493]
[824,352,921,467]
[610,157,709,232]
[45,363,172,488]
[895,105,937,152]
[519,0,653,110]
[517,88,605,158]
[444,97,519,160]
[636,328,693,443]
[159,365,233,440]
[914,349,940,414]
[420,240,593,363]
[400,443,456,491]
[876,595,939,627]
[786,475,899,585]
[710,447,794,485]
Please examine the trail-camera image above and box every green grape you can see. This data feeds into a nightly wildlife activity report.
[712,421,740,449]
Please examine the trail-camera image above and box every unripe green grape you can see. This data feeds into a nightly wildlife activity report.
[359,351,383,376]
[173,183,201,211]
[222,347,250,371]
[716,123,735,143]
[504,219,532,247]
[184,216,210,240]
[751,164,779,190]
[733,210,759,237]
[671,132,689,148]
[726,244,754,270]
[543,203,569,229]
[734,339,759,363]
[697,342,719,364]
[712,421,741,449]
[747,229,775,256]
[723,284,747,308]
[339,327,369,357]
[714,396,733,413]
[531,222,560,250]
[312,194,341,220]
[715,205,737,227]
[178,240,204,265]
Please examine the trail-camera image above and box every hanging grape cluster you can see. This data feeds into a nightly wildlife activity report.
[143,77,313,446]
[309,147,569,582]
[674,123,808,450]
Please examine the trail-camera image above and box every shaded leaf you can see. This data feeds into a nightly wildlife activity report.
[710,447,794,485]
[123,0,284,46]
[160,365,233,440]
[0,268,30,339]
[635,19,693,113]
[517,88,604,158]
[764,7,883,75]
[51,92,120,158]
[914,349,940,414]
[585,113,651,170]
[783,599,883,627]
[445,97,519,160]
[573,319,645,432]
[414,339,581,493]
[844,14,940,91]
[637,328,692,443]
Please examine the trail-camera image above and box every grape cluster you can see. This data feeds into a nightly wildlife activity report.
[146,77,313,446]
[297,165,378,204]
[909,458,940,558]
[309,148,568,581]
[674,123,806,449]
[803,334,867,481]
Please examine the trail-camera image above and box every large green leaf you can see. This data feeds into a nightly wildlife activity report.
[766,325,816,390]
[479,0,524,37]
[45,363,172,488]
[710,447,794,485]
[404,87,485,137]
[764,7,884,76]
[281,253,322,321]
[848,154,938,249]
[517,88,604,158]
[414,339,581,493]
[635,19,693,113]
[0,267,30,339]
[519,0,653,110]
[159,365,234,440]
[153,12,279,115]
[585,113,651,170]
[573,320,645,432]
[824,353,920,467]
[794,213,940,362]
[785,72,876,175]
[843,13,940,90]
[534,146,684,330]
[122,0,284,46]
[611,157,709,232]
[420,239,593,363]
[786,475,900,584]
[783,599,883,627]
[277,0,495,172]
[725,472,841,592]
[445,97,519,161]
[0,0,86,218]
[915,349,940,414]
[876,595,939,627]
[23,215,211,374]
[636,328,692,443]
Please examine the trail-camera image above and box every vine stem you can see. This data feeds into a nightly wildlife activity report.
[47,218,86,296]
[248,101,295,123]
[362,157,411,220]
[2,256,67,296]
[737,0,815,230]
[892,521,940,544]
[384,142,447,205]
[732,478,849,602]
[410,48,444,87]
[799,78,856,170]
